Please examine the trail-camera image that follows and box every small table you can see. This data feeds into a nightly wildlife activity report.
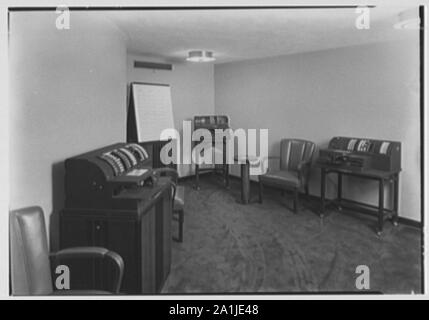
[317,164,400,236]
[234,155,262,204]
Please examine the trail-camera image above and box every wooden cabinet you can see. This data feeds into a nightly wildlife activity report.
[60,180,172,294]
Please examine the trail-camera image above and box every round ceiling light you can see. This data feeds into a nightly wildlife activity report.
[186,50,215,62]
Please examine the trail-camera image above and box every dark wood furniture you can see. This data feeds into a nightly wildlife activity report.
[259,139,316,213]
[316,136,401,236]
[239,160,250,205]
[60,142,173,294]
[234,155,262,204]
[193,115,230,190]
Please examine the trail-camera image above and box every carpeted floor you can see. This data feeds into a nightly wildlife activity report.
[163,175,422,294]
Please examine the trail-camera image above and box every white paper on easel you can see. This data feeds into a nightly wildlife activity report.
[131,82,188,177]
[132,83,175,142]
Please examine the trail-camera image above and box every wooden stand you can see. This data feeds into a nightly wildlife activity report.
[60,178,172,294]
[193,115,231,190]
[319,166,400,236]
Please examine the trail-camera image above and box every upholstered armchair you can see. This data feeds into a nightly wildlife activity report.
[9,206,124,295]
[258,139,316,213]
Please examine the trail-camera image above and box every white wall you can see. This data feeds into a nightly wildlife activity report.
[9,12,128,248]
[127,53,215,176]
[215,38,421,222]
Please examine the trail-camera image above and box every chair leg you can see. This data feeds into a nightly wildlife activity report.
[173,210,184,243]
[178,209,184,242]
[258,179,263,203]
[293,188,299,213]
[305,185,309,196]
[195,165,200,190]
[225,164,230,189]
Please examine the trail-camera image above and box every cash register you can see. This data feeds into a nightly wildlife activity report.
[60,142,173,294]
[316,136,401,235]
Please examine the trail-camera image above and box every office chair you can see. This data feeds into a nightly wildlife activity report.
[155,167,185,242]
[9,206,124,295]
[258,139,316,213]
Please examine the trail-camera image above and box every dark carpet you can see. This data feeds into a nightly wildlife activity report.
[163,175,422,294]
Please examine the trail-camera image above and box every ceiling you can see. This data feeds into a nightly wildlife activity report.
[104,6,418,64]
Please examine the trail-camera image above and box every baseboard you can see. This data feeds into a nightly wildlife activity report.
[177,175,196,183]
[397,217,422,228]
[177,171,218,182]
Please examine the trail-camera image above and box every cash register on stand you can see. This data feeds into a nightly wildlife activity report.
[60,142,173,294]
[315,136,401,236]
[193,115,231,190]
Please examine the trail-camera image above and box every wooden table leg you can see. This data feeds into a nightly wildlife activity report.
[222,142,230,189]
[258,177,263,203]
[377,178,385,236]
[320,168,326,217]
[393,173,399,226]
[241,162,250,204]
[195,164,200,190]
[224,164,230,189]
[337,172,343,210]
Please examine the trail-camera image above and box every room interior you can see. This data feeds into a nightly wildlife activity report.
[8,6,423,295]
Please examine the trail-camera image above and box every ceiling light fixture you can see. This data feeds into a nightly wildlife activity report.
[394,9,420,30]
[186,50,215,62]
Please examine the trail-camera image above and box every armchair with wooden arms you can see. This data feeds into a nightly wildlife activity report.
[9,206,124,295]
[258,139,316,213]
[155,167,185,242]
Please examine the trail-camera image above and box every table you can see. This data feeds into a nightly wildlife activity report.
[317,164,400,236]
[194,142,229,191]
[234,155,262,204]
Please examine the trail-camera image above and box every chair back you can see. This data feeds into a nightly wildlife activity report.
[280,139,316,171]
[9,206,53,295]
